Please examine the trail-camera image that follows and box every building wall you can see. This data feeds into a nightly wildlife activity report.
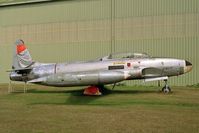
[0,0,198,85]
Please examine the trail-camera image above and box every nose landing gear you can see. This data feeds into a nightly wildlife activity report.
[162,80,171,93]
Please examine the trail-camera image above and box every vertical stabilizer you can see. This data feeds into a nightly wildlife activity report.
[12,39,33,69]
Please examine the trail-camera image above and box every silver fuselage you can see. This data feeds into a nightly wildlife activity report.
[10,57,192,87]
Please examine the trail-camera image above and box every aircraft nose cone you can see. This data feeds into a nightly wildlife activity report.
[186,60,192,66]
[184,60,193,73]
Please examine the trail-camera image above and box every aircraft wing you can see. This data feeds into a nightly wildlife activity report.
[27,70,128,86]
[144,76,168,82]
[7,67,32,73]
[28,77,47,83]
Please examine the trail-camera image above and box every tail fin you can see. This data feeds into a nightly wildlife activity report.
[12,39,33,69]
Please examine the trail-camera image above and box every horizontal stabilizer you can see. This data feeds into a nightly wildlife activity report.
[144,76,168,82]
[7,67,32,73]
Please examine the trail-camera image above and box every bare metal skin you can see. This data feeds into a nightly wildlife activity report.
[10,40,192,93]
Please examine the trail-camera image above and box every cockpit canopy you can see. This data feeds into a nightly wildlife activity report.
[101,52,151,60]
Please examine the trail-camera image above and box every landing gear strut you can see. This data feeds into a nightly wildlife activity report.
[162,80,171,93]
[112,83,116,90]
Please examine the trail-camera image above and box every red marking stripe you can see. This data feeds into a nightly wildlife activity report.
[17,44,26,54]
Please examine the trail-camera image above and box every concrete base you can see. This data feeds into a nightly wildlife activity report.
[83,86,102,96]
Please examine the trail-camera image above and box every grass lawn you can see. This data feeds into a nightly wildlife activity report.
[0,84,199,133]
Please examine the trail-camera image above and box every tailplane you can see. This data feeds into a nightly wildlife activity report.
[12,39,34,69]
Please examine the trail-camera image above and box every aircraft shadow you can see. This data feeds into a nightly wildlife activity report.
[26,86,159,106]
[27,86,158,95]
[26,89,84,94]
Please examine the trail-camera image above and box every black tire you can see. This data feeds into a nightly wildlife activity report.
[162,86,171,93]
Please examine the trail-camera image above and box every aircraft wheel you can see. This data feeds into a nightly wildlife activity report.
[162,85,171,93]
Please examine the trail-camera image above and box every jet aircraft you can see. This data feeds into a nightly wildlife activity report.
[9,40,192,95]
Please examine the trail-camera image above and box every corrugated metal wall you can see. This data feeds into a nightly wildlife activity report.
[0,0,198,85]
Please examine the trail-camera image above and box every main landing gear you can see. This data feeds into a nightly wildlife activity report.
[162,80,171,93]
